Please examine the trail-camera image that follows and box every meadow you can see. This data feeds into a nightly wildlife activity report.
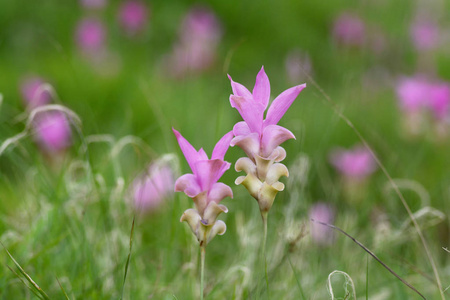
[0,0,449,299]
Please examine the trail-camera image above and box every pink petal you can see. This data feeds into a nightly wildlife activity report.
[264,83,306,126]
[211,131,234,160]
[228,74,252,98]
[208,182,233,203]
[230,132,260,159]
[174,173,201,197]
[173,128,199,173]
[261,125,295,157]
[230,95,265,134]
[233,121,251,136]
[198,148,209,160]
[252,66,270,108]
[194,159,230,192]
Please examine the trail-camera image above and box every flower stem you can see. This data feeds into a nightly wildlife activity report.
[261,211,269,298]
[200,245,206,300]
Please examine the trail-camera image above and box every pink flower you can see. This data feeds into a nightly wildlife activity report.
[80,0,106,9]
[34,112,72,153]
[20,77,52,109]
[429,82,450,120]
[173,128,233,226]
[133,158,175,212]
[396,76,450,120]
[329,145,377,180]
[75,18,106,53]
[165,6,222,77]
[228,66,306,159]
[396,76,430,113]
[332,12,366,47]
[118,0,148,36]
[180,7,222,45]
[410,18,439,51]
[309,202,335,246]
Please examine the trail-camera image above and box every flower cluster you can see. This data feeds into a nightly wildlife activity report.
[228,67,306,213]
[173,67,306,246]
[173,128,233,246]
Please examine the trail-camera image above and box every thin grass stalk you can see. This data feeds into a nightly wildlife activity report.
[287,255,306,300]
[120,215,136,300]
[200,245,206,300]
[261,212,269,298]
[311,219,426,299]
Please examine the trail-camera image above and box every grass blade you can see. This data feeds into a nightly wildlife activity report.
[56,276,71,300]
[287,255,306,300]
[1,241,50,299]
[311,219,426,300]
[120,215,136,300]
[6,265,43,299]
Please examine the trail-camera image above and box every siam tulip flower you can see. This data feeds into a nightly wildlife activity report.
[75,17,106,54]
[20,77,52,109]
[228,66,306,213]
[132,155,176,212]
[80,0,106,9]
[165,6,222,78]
[410,18,439,51]
[332,12,366,47]
[309,202,335,246]
[329,145,377,181]
[118,0,149,36]
[173,128,233,246]
[34,111,72,154]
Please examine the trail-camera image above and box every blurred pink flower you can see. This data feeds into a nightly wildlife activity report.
[76,18,106,53]
[20,77,52,109]
[309,202,335,246]
[429,82,450,120]
[166,6,222,77]
[396,76,450,120]
[80,0,106,9]
[229,66,306,159]
[118,1,148,36]
[410,18,439,51]
[180,7,222,44]
[133,160,175,212]
[332,12,366,47]
[329,145,377,180]
[396,76,430,113]
[285,50,313,83]
[34,112,72,154]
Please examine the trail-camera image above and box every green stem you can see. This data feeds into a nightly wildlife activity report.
[261,212,269,298]
[200,245,206,300]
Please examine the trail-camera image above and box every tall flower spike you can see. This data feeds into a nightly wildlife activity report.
[173,128,233,246]
[228,66,306,213]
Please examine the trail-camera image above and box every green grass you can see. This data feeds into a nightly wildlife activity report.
[1,0,449,299]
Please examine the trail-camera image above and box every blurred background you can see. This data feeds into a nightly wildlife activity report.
[0,0,449,299]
